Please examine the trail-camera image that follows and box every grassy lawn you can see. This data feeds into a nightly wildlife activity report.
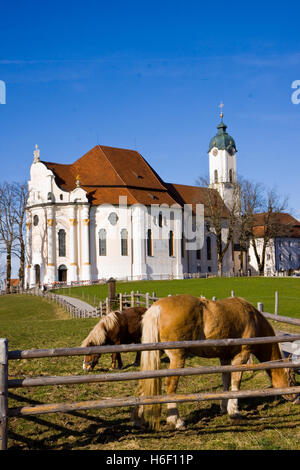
[56,277,300,318]
[1,292,300,450]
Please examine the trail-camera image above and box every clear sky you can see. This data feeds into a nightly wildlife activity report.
[1,0,300,218]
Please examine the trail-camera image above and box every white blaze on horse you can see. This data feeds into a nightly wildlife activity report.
[133,295,298,431]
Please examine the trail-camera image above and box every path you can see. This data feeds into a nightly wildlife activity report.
[55,294,96,313]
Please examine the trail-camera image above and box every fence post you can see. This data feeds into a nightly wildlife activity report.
[257,302,264,312]
[119,293,123,311]
[231,290,235,297]
[275,291,278,315]
[145,293,150,309]
[0,338,8,450]
[130,291,135,307]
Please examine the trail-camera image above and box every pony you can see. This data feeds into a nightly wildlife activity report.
[81,306,147,371]
[134,295,298,430]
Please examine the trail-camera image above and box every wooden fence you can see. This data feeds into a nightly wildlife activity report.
[1,290,300,450]
[1,327,300,450]
[24,289,160,318]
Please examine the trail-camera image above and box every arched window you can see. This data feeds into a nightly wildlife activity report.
[169,231,174,257]
[121,229,128,256]
[99,229,107,256]
[214,170,218,183]
[229,169,233,183]
[58,229,66,257]
[147,229,153,256]
[158,212,163,228]
[206,236,212,261]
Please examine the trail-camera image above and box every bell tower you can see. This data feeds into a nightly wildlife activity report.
[208,103,238,210]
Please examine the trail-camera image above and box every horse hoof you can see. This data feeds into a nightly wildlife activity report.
[167,418,185,430]
[229,413,243,420]
[175,419,185,430]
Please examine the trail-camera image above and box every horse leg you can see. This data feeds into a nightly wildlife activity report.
[133,351,141,367]
[220,358,231,414]
[110,353,117,369]
[165,350,186,430]
[116,353,123,369]
[227,349,251,418]
[110,352,123,370]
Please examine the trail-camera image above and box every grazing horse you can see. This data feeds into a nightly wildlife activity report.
[134,295,298,430]
[81,306,146,371]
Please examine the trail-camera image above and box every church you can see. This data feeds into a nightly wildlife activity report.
[24,113,238,288]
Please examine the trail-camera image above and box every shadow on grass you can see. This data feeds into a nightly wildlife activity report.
[7,381,300,450]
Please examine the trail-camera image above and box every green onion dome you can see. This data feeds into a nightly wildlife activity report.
[209,120,237,153]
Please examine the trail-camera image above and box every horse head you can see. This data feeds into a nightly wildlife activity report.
[82,353,101,371]
[285,356,300,404]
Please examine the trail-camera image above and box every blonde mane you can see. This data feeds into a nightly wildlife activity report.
[81,311,119,347]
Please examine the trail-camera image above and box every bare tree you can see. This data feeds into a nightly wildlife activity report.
[234,178,264,273]
[0,182,17,291]
[196,176,240,275]
[249,188,289,276]
[0,181,28,291]
[11,182,28,288]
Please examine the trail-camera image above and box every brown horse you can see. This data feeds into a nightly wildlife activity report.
[81,306,146,371]
[134,295,298,430]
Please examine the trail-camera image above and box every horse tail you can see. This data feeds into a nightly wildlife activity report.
[138,303,162,430]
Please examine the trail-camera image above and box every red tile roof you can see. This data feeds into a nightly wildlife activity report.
[43,145,228,215]
[252,212,300,238]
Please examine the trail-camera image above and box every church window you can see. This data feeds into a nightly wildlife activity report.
[60,194,63,201]
[147,229,153,256]
[158,212,163,228]
[99,229,107,256]
[169,231,174,257]
[58,229,66,257]
[229,169,233,183]
[121,229,128,256]
[33,215,39,226]
[196,249,201,260]
[206,236,212,260]
[214,170,218,183]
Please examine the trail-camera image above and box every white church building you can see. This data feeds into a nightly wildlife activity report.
[25,115,238,288]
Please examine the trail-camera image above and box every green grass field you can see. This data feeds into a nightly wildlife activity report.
[1,284,300,450]
[56,276,300,318]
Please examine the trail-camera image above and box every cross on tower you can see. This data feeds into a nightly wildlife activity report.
[33,144,40,163]
[219,102,224,119]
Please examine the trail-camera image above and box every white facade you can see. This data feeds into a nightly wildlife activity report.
[25,159,190,287]
[25,121,237,287]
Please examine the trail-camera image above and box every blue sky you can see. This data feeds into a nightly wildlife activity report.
[1,0,300,217]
